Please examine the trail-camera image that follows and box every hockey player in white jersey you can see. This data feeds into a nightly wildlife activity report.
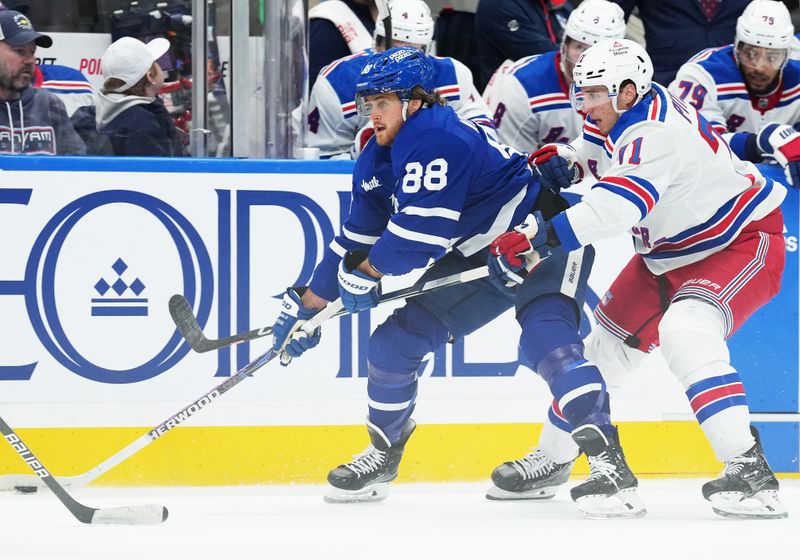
[306,0,492,159]
[483,0,626,153]
[669,0,800,186]
[490,38,788,519]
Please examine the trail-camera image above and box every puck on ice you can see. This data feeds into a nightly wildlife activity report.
[14,486,38,494]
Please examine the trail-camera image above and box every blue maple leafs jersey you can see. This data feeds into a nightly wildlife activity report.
[308,103,538,299]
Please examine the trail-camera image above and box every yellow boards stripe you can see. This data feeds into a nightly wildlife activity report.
[1,422,793,486]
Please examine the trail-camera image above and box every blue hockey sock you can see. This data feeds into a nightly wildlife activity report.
[519,295,611,430]
[366,302,449,442]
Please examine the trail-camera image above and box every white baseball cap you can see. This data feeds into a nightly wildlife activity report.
[101,36,170,93]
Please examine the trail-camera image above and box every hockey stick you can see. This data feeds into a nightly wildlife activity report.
[0,300,342,495]
[170,265,490,353]
[0,415,167,524]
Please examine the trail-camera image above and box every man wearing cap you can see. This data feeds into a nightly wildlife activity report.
[95,36,181,157]
[0,9,85,155]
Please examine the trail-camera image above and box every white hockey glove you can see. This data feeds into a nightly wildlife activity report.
[756,122,800,187]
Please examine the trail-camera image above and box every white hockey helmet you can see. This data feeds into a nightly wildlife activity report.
[571,38,653,113]
[735,0,794,50]
[563,0,627,46]
[374,0,435,53]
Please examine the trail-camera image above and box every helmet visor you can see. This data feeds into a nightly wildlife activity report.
[570,83,614,112]
[355,92,403,117]
[737,44,788,71]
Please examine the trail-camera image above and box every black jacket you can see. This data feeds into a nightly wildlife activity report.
[95,94,179,157]
[475,0,572,90]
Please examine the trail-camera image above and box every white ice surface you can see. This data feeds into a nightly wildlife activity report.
[2,479,798,560]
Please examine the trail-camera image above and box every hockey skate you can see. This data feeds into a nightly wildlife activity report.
[702,427,788,519]
[324,420,416,503]
[569,425,646,519]
[486,449,576,500]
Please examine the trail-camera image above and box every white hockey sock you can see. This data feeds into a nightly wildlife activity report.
[538,415,580,463]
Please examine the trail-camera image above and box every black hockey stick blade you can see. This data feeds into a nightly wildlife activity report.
[0,415,167,525]
[170,266,490,354]
[169,294,271,353]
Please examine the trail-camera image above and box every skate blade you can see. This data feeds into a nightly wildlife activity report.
[575,488,647,519]
[485,484,558,501]
[709,489,789,520]
[324,483,389,504]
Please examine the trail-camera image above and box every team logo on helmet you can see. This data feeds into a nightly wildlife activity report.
[389,49,413,62]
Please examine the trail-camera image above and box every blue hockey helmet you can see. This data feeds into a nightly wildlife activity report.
[355,46,435,116]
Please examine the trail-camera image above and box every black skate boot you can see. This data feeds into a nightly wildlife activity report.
[702,426,788,519]
[324,419,416,503]
[486,449,576,500]
[569,424,646,519]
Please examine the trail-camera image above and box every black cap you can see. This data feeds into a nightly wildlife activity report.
[0,10,51,48]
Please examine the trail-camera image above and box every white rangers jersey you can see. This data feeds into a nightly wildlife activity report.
[483,51,581,152]
[306,48,494,158]
[552,83,786,275]
[669,45,800,160]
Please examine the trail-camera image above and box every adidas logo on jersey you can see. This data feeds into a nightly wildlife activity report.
[361,176,382,191]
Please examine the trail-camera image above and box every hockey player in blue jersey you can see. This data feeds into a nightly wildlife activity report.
[306,0,492,159]
[270,46,602,511]
[669,0,800,187]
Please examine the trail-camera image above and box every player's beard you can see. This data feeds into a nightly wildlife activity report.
[375,119,402,146]
[742,66,778,95]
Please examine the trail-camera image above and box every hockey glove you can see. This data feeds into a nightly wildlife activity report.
[272,287,322,366]
[338,250,382,312]
[529,143,583,193]
[488,211,554,286]
[756,122,800,187]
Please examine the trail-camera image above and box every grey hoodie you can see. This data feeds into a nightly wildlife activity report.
[0,86,85,155]
[93,88,154,130]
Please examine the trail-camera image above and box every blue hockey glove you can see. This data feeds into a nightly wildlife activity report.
[272,287,322,366]
[756,123,800,187]
[488,212,555,286]
[529,143,583,192]
[338,250,381,312]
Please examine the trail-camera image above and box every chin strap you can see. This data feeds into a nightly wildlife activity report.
[401,100,410,121]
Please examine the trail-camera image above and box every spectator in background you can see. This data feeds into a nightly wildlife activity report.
[0,9,85,154]
[611,0,752,85]
[95,36,180,157]
[0,2,93,119]
[475,0,573,91]
[309,0,377,90]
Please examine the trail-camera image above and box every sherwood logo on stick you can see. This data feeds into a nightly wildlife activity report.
[149,390,221,438]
